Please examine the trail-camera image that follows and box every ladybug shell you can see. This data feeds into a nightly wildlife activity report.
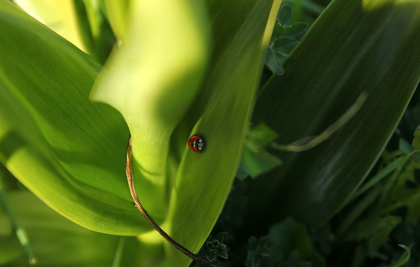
[188,134,206,153]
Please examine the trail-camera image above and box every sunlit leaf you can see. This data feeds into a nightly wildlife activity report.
[0,1,149,235]
[14,0,86,51]
[91,0,210,217]
[160,0,281,266]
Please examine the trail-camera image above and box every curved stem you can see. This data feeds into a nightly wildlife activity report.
[126,136,218,267]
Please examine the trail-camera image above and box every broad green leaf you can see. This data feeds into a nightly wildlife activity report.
[14,0,86,51]
[0,1,150,234]
[161,0,281,266]
[0,191,162,267]
[246,0,420,227]
[91,0,210,217]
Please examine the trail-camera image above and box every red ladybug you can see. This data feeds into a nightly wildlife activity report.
[188,134,206,153]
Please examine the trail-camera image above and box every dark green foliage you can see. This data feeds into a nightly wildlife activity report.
[264,4,308,75]
[237,123,282,181]
[204,84,420,267]
[245,236,277,267]
[206,233,229,262]
[412,126,420,162]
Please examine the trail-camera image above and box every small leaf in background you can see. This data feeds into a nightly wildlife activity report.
[237,123,282,180]
[264,47,286,75]
[412,126,420,162]
[245,236,277,267]
[283,22,308,36]
[278,4,292,25]
[265,4,309,75]
[203,232,229,263]
[240,150,282,180]
[247,123,279,150]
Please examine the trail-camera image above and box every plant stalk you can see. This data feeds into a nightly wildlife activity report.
[126,136,217,267]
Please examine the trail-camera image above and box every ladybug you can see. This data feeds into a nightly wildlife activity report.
[188,134,206,153]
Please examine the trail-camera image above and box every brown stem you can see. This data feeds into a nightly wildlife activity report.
[126,136,218,267]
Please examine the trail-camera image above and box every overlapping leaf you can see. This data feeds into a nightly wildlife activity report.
[0,1,149,235]
[0,190,165,266]
[246,0,420,228]
[91,0,210,217]
[160,0,281,266]
[13,0,86,51]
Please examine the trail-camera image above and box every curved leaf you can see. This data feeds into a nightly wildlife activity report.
[0,1,150,235]
[160,0,281,266]
[91,0,210,217]
[246,0,420,227]
[14,0,86,51]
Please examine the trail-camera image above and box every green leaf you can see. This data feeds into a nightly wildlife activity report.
[273,37,299,55]
[72,0,116,63]
[366,216,401,257]
[0,191,119,266]
[104,0,130,40]
[412,126,420,162]
[268,217,312,261]
[241,149,282,179]
[91,0,211,217]
[278,4,293,25]
[247,0,420,227]
[351,155,408,201]
[267,47,286,75]
[14,0,86,51]
[247,123,280,151]
[0,1,149,234]
[0,191,161,267]
[283,22,308,36]
[159,0,281,266]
